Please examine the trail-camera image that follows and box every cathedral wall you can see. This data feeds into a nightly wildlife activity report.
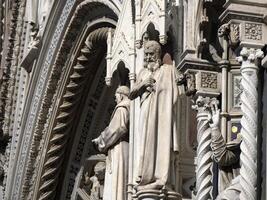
[0,0,266,200]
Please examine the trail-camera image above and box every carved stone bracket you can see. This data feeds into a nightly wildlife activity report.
[218,22,240,48]
[219,19,266,49]
[177,70,221,97]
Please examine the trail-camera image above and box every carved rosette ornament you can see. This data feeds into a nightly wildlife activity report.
[192,96,215,200]
[236,47,263,200]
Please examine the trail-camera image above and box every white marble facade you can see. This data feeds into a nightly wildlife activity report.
[0,0,266,200]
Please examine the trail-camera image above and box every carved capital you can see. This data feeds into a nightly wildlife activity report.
[192,95,218,115]
[236,47,264,70]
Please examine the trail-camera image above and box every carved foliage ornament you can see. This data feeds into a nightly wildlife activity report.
[192,96,219,114]
[200,72,217,89]
[218,23,240,47]
[229,23,240,46]
[236,47,264,64]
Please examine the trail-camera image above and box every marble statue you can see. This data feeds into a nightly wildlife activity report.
[130,40,179,191]
[92,86,130,200]
[208,102,242,200]
[83,161,106,199]
[25,0,53,35]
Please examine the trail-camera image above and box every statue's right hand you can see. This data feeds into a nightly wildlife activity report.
[92,138,99,145]
[142,77,155,88]
[92,138,100,152]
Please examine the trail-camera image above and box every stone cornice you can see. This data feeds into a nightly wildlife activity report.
[220,1,267,23]
[178,57,219,73]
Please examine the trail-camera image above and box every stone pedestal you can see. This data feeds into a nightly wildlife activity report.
[133,189,182,200]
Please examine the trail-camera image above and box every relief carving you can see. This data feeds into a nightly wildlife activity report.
[200,72,218,89]
[245,23,262,41]
[233,75,243,108]
[229,23,240,46]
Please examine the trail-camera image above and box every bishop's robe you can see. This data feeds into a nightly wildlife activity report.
[94,99,130,200]
[130,64,179,189]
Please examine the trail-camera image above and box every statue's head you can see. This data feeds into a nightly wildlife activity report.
[144,40,161,72]
[115,86,130,103]
[94,161,106,181]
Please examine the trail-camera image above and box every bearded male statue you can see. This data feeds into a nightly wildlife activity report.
[130,40,179,191]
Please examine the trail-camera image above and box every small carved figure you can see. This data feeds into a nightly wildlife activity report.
[130,40,179,191]
[92,86,130,200]
[218,24,230,38]
[176,72,196,96]
[25,0,53,37]
[83,161,106,199]
[208,102,241,200]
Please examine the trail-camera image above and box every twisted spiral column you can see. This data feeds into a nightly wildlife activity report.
[237,48,263,200]
[195,108,213,200]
